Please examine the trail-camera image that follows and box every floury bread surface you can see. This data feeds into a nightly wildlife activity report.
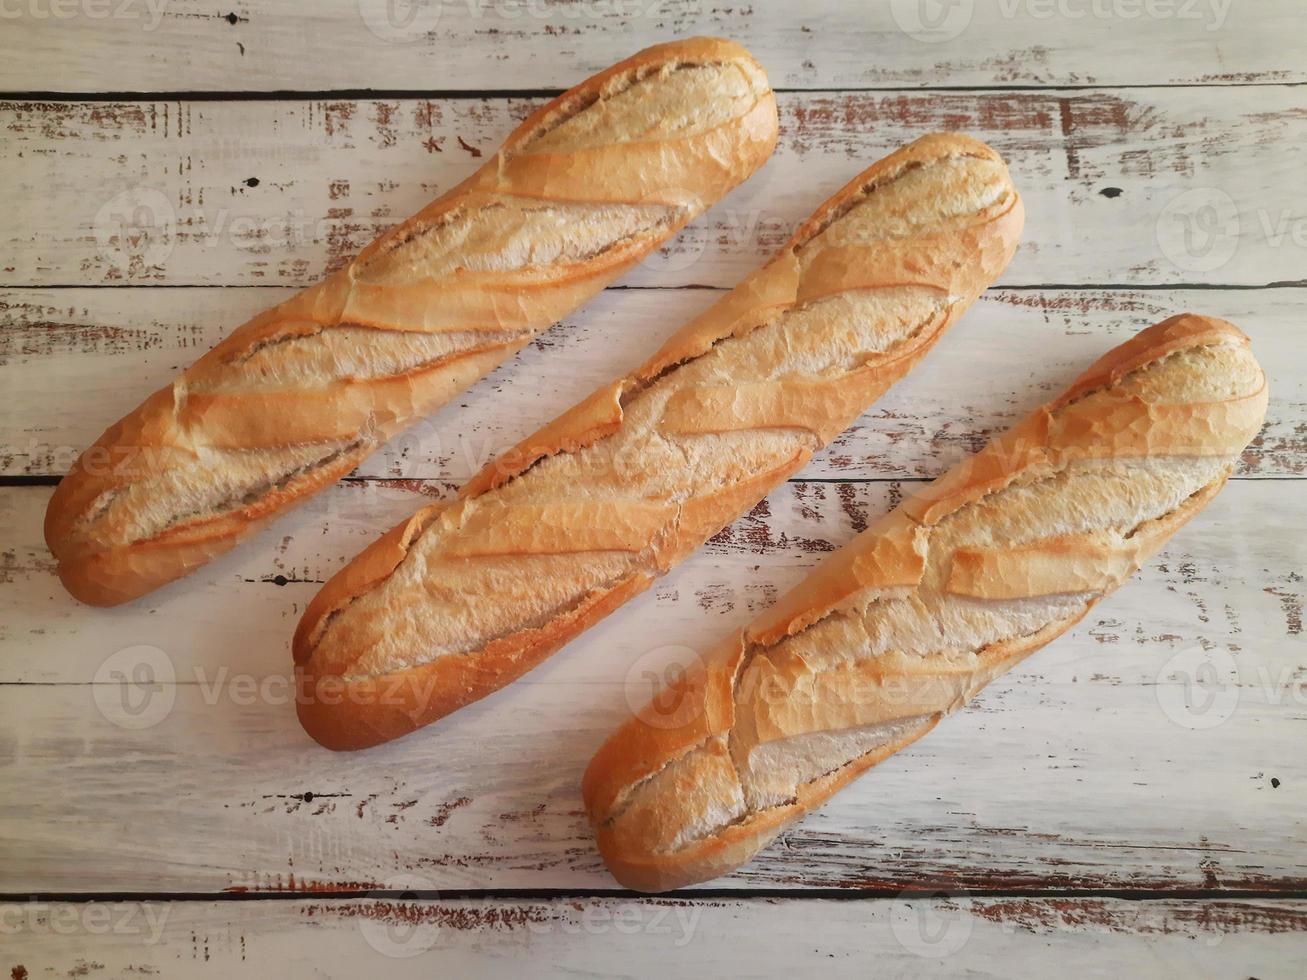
[44,37,780,605]
[583,314,1268,892]
[293,133,1025,750]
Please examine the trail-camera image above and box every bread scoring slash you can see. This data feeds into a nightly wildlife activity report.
[293,133,1026,750]
[45,37,780,605]
[583,314,1268,892]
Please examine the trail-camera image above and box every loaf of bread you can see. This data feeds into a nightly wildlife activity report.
[293,133,1025,750]
[583,313,1268,892]
[44,37,779,606]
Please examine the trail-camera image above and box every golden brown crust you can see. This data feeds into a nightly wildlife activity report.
[296,569,654,751]
[746,511,928,647]
[463,133,1023,498]
[45,37,779,606]
[583,313,1267,892]
[904,314,1266,526]
[591,714,941,894]
[293,133,1025,750]
[583,641,744,821]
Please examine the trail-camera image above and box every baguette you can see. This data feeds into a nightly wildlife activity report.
[583,313,1269,892]
[44,37,779,606]
[293,133,1025,750]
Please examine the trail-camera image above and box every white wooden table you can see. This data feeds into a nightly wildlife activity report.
[2,3,1305,976]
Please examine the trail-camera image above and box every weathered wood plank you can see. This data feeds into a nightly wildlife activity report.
[1,479,1303,892]
[4,88,1306,288]
[2,286,1302,480]
[3,897,1305,978]
[0,0,1301,92]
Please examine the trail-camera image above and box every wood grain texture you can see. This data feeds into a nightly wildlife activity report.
[2,287,1302,481]
[3,897,1306,979]
[1,10,1304,970]
[0,0,1302,91]
[3,88,1305,288]
[2,479,1303,892]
